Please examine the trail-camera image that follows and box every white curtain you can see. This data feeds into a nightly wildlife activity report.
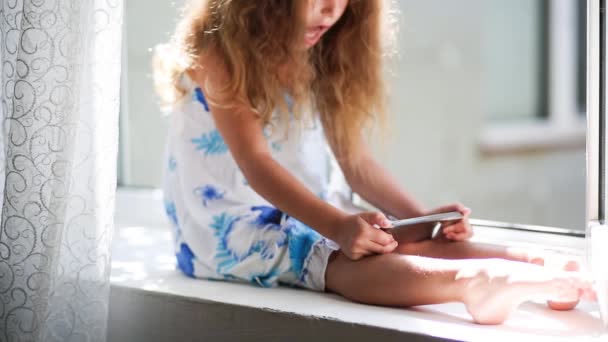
[0,0,123,341]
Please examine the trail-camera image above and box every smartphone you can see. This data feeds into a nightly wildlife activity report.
[388,211,463,228]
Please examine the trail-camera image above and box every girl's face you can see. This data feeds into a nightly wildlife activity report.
[304,0,349,48]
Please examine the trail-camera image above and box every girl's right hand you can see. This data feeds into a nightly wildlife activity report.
[335,212,398,260]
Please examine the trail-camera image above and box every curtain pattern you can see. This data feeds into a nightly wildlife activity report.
[0,0,122,341]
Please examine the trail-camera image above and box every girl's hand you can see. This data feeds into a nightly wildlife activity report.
[426,203,473,241]
[335,212,398,260]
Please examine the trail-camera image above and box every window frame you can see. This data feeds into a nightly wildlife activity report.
[478,0,587,154]
[586,0,603,233]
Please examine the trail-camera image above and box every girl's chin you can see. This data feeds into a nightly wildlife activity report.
[303,29,324,48]
[304,38,319,48]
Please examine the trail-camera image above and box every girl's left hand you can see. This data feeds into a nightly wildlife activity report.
[426,203,473,241]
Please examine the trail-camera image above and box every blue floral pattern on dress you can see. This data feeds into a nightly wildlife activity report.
[191,130,228,155]
[250,205,283,225]
[163,85,336,290]
[250,268,282,287]
[210,212,241,274]
[211,208,290,284]
[164,200,182,242]
[164,201,178,227]
[194,87,209,112]
[176,243,196,277]
[286,219,321,281]
[194,185,225,207]
[262,126,283,152]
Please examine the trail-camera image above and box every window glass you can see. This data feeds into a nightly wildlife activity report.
[482,0,547,122]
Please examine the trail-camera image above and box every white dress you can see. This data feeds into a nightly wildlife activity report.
[162,79,358,291]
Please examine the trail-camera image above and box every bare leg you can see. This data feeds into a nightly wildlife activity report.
[325,252,589,325]
[392,237,588,311]
[394,238,547,264]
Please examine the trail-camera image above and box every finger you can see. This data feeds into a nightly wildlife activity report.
[464,227,474,239]
[340,250,356,261]
[449,231,473,241]
[368,227,397,245]
[360,212,392,228]
[449,224,474,239]
[365,240,398,254]
[428,203,464,215]
[443,230,455,240]
[342,249,369,261]
[445,218,473,232]
[442,224,469,238]
[442,222,466,234]
[442,225,457,234]
[430,203,471,216]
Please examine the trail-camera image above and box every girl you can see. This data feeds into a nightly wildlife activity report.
[154,0,593,325]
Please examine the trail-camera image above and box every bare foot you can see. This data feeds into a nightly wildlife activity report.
[529,256,545,266]
[516,250,590,310]
[518,254,594,309]
[460,259,591,325]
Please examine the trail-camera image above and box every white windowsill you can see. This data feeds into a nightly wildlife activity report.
[478,118,586,155]
[112,188,607,341]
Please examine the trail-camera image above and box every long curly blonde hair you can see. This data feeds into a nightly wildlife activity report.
[153,0,395,161]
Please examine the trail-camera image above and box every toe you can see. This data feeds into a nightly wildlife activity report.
[547,299,579,311]
[563,259,580,272]
[530,257,545,266]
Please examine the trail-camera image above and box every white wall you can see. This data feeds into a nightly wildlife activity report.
[122,0,586,230]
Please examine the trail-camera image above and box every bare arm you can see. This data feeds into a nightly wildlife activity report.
[336,138,474,242]
[345,141,426,218]
[333,137,437,241]
[187,51,396,258]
